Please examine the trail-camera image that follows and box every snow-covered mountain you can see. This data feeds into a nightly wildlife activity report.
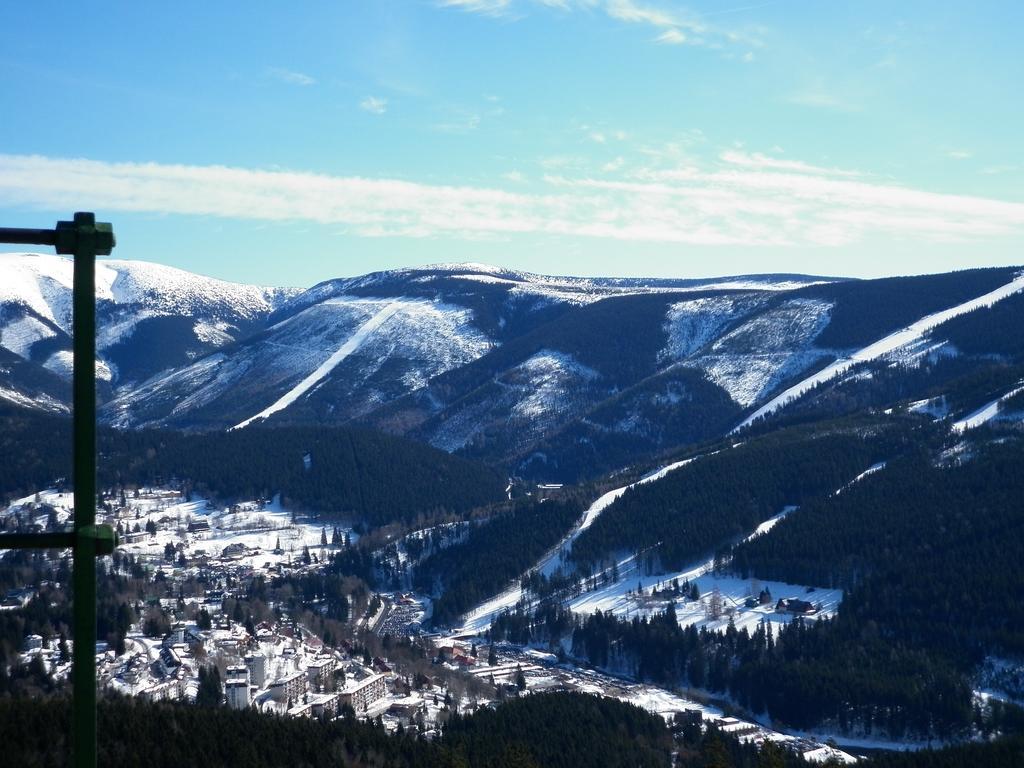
[0,253,299,408]
[100,264,831,434]
[3,255,1022,484]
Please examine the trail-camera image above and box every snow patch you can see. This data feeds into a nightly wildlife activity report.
[42,350,113,382]
[510,351,600,420]
[952,383,1024,432]
[661,295,764,361]
[0,314,57,358]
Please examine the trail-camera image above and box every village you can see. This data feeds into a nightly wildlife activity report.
[4,484,854,763]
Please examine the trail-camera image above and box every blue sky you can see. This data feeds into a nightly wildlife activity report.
[1,0,1022,287]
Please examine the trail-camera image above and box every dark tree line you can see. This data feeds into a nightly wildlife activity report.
[930,288,1024,360]
[0,691,672,768]
[414,497,583,627]
[733,437,1024,659]
[491,603,996,740]
[442,691,671,768]
[794,266,1016,349]
[570,421,920,572]
[0,405,504,528]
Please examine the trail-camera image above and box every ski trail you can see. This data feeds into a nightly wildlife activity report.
[952,383,1024,432]
[735,272,1024,432]
[455,454,706,634]
[232,301,403,430]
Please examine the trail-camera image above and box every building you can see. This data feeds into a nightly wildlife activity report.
[226,679,251,709]
[339,673,387,713]
[245,653,267,687]
[226,664,249,684]
[309,692,340,719]
[269,670,308,704]
[142,677,184,703]
[306,657,336,691]
[187,520,211,534]
[775,598,817,615]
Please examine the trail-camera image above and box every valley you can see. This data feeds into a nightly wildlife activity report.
[3,259,1024,766]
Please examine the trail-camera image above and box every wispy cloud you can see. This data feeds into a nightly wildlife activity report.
[719,150,861,177]
[946,149,973,160]
[656,28,687,45]
[432,109,481,134]
[360,96,388,114]
[267,67,316,86]
[440,0,514,16]
[1,153,1022,248]
[440,0,761,49]
[788,78,859,112]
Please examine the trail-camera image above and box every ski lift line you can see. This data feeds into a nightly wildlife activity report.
[0,214,118,768]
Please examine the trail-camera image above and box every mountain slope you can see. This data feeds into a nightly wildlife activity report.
[0,253,299,400]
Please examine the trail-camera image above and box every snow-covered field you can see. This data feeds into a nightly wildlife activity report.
[2,488,353,571]
[456,454,708,634]
[567,505,842,633]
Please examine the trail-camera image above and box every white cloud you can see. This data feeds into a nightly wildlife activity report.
[268,67,315,86]
[946,149,973,160]
[360,96,388,114]
[1,153,1022,250]
[656,28,687,44]
[502,170,527,182]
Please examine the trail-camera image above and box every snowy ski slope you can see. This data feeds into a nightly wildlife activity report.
[232,301,403,429]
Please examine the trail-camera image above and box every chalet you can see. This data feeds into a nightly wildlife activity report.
[221,543,248,559]
[187,520,211,534]
[775,598,817,615]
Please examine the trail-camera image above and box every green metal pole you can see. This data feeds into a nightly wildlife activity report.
[0,214,115,768]
[71,213,98,768]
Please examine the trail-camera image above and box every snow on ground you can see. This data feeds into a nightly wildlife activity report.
[736,272,1024,431]
[455,454,708,634]
[834,462,886,495]
[430,348,598,453]
[907,396,950,419]
[509,350,600,420]
[661,295,765,361]
[42,350,113,382]
[0,385,69,414]
[0,253,294,333]
[192,319,236,346]
[566,505,842,634]
[951,383,1024,432]
[2,488,353,570]
[0,313,56,358]
[696,298,835,407]
[233,300,404,429]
